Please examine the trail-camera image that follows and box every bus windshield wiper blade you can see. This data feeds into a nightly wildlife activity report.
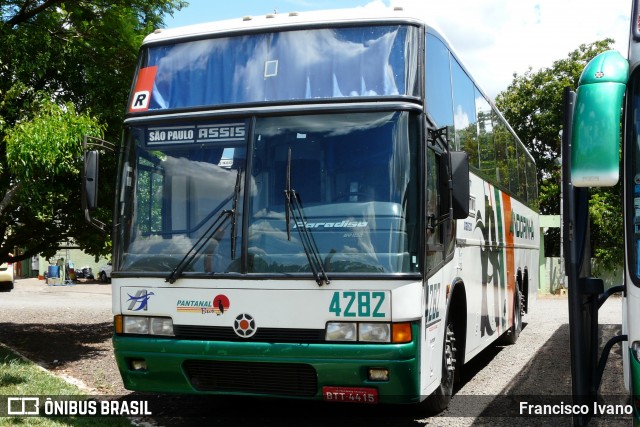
[166,168,242,284]
[284,148,329,286]
[166,209,233,284]
[285,148,293,241]
[230,168,242,259]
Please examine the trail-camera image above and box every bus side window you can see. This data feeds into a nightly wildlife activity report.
[425,33,454,130]
[426,147,444,272]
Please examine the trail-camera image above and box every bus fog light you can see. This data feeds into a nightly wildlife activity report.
[632,341,640,362]
[359,323,390,342]
[129,359,147,371]
[325,322,356,341]
[123,316,149,334]
[150,317,174,336]
[368,368,389,381]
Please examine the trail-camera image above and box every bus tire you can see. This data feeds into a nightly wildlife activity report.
[502,289,522,345]
[423,315,457,413]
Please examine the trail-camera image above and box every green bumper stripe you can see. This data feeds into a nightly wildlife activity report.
[113,324,421,403]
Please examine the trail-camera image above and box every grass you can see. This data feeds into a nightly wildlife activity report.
[0,345,133,426]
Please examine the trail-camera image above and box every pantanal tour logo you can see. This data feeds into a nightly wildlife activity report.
[212,294,230,315]
[176,294,230,315]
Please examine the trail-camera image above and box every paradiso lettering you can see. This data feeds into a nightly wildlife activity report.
[510,212,535,240]
[293,221,368,229]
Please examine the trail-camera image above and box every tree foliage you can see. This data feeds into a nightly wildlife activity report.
[495,39,621,268]
[0,0,185,263]
[6,97,102,180]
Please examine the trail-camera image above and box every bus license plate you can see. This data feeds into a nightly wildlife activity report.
[322,386,378,404]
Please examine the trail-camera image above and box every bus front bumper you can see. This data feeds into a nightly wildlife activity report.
[113,329,420,404]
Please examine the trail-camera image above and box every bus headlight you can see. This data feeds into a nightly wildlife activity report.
[325,322,412,343]
[124,316,149,334]
[359,323,390,342]
[632,341,640,362]
[325,322,357,341]
[150,317,175,336]
[117,315,174,337]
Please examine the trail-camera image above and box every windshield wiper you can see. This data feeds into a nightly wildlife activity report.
[166,168,242,284]
[284,148,330,286]
[165,209,232,284]
[230,167,242,259]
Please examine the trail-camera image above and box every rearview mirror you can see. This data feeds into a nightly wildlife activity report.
[450,151,470,219]
[83,150,99,212]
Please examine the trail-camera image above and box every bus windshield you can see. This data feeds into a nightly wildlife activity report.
[133,25,419,111]
[116,111,421,276]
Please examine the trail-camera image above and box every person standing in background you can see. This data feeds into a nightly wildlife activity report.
[31,256,39,278]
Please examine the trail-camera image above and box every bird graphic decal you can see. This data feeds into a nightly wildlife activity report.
[127,290,155,311]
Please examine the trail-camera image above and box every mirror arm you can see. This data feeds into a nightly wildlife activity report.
[427,126,450,149]
[427,210,452,230]
[86,215,109,233]
[83,135,116,152]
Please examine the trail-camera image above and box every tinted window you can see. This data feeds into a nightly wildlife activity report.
[493,113,511,190]
[120,121,248,273]
[526,156,538,209]
[248,111,421,274]
[476,88,496,181]
[507,136,518,195]
[517,142,528,202]
[425,34,453,129]
[135,25,420,111]
[451,58,477,151]
[425,147,443,272]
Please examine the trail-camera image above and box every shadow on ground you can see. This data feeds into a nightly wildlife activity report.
[0,322,112,367]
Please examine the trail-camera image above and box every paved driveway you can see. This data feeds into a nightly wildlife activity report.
[4,278,111,309]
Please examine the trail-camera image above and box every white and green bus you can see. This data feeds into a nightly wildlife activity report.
[564,1,640,424]
[84,6,538,411]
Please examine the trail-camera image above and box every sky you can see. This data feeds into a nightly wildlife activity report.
[164,0,631,100]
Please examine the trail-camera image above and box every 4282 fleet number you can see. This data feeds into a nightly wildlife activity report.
[328,291,386,318]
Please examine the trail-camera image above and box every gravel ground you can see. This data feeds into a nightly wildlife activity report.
[421,294,628,427]
[0,278,127,396]
[0,279,630,426]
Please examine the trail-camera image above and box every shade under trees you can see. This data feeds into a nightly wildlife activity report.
[0,0,185,264]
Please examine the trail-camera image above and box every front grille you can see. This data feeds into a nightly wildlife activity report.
[183,360,318,397]
[174,325,325,343]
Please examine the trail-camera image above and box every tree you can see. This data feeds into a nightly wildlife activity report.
[495,39,622,269]
[0,0,186,264]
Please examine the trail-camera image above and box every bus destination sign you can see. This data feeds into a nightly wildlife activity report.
[147,123,246,146]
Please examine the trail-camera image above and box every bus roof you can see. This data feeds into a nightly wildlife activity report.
[143,6,426,45]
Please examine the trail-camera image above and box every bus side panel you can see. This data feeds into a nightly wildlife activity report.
[419,260,455,398]
[457,178,510,359]
[507,196,539,316]
[457,174,538,362]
